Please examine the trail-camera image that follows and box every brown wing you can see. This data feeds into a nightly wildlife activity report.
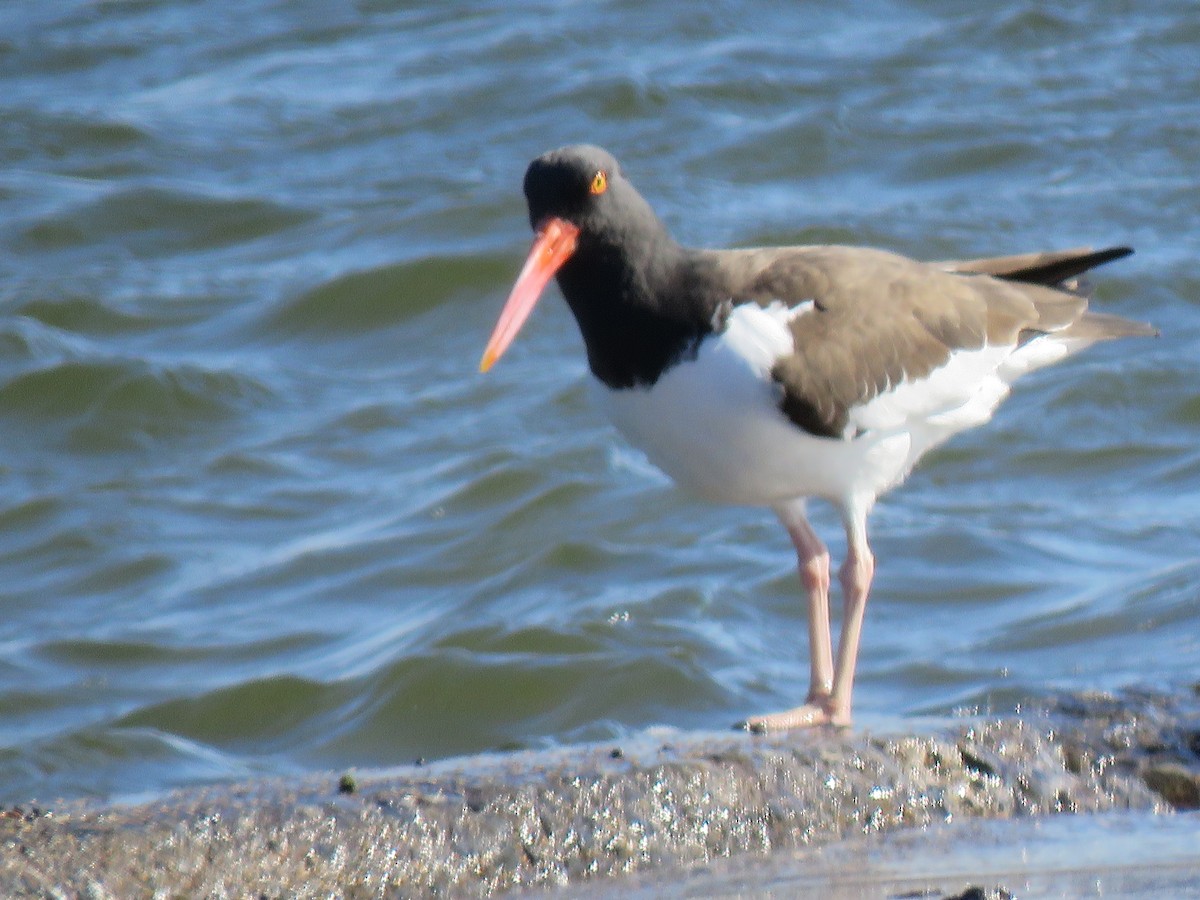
[938,246,1132,288]
[703,245,1146,439]
[939,245,1157,343]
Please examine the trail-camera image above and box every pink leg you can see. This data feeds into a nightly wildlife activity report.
[742,503,835,732]
[827,507,874,726]
[743,500,874,732]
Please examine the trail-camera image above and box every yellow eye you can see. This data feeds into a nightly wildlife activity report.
[589,170,608,195]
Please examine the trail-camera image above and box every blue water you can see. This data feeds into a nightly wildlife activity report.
[0,1,1197,803]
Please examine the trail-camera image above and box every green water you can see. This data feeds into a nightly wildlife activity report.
[0,1,1196,803]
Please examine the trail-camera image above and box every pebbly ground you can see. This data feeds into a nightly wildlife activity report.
[2,687,1198,898]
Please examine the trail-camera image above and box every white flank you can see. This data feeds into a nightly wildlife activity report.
[601,305,1090,510]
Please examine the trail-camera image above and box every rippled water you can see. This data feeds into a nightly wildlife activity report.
[0,2,1197,803]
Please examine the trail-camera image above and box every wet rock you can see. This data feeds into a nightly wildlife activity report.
[940,888,1012,900]
[1141,762,1200,809]
[0,686,1195,897]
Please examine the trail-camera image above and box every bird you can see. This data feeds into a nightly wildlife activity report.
[479,144,1156,731]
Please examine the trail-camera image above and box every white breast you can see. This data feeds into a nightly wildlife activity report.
[600,303,1082,510]
[602,303,895,505]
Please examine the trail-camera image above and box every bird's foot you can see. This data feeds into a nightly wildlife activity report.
[737,699,850,733]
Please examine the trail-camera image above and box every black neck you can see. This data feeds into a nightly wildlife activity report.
[556,233,724,390]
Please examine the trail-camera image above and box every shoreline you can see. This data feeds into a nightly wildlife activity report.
[2,687,1197,897]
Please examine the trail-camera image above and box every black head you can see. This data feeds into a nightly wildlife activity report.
[483,145,702,385]
[522,144,661,244]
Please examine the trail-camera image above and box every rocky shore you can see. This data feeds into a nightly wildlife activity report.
[2,687,1197,897]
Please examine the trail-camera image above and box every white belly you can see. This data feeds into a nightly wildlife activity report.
[600,304,913,506]
[599,302,1072,509]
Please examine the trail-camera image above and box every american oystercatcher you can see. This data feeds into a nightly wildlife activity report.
[480,144,1155,731]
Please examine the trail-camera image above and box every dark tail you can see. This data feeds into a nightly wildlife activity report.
[945,246,1157,340]
[942,246,1133,288]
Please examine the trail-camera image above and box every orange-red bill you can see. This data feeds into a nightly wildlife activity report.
[479,217,580,372]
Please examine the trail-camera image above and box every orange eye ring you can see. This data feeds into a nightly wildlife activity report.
[589,170,608,195]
